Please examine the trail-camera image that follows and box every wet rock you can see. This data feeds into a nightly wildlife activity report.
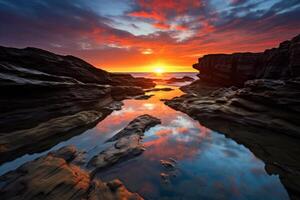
[0,110,107,164]
[88,115,161,173]
[166,79,300,198]
[110,86,145,101]
[88,179,143,200]
[144,87,174,92]
[49,145,79,162]
[160,159,176,170]
[0,146,143,200]
[109,73,155,89]
[107,114,161,142]
[0,46,156,164]
[159,158,179,184]
[165,34,300,199]
[160,173,170,183]
[165,76,194,83]
[88,135,145,172]
[134,94,154,100]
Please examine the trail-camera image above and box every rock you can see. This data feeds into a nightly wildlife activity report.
[0,46,155,164]
[88,134,145,172]
[0,46,155,88]
[0,110,107,164]
[166,78,300,138]
[165,76,194,83]
[134,94,154,100]
[160,173,170,183]
[110,86,144,101]
[165,78,300,199]
[144,87,174,92]
[193,34,300,86]
[0,146,143,200]
[106,114,161,142]
[165,34,300,199]
[159,158,178,184]
[160,159,176,170]
[88,115,161,173]
[110,73,155,89]
[88,179,143,200]
[49,145,79,162]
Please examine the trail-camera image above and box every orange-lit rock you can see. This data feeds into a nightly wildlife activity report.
[0,146,143,200]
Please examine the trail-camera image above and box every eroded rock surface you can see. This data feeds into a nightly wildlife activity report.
[88,115,161,172]
[165,34,300,199]
[193,34,300,86]
[0,146,143,200]
[0,46,155,164]
[107,114,161,142]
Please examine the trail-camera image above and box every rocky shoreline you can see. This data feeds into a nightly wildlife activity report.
[0,114,161,200]
[0,145,143,200]
[0,46,155,164]
[165,34,300,199]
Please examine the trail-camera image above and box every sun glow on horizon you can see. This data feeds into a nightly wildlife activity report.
[154,67,164,75]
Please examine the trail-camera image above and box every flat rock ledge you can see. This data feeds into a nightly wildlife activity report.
[0,145,143,200]
[88,115,161,172]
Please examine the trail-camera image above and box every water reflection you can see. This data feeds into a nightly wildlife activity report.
[0,82,289,200]
[95,85,288,200]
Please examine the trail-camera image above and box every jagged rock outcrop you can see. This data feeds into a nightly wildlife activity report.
[0,146,143,200]
[88,115,161,172]
[0,46,155,164]
[165,34,300,199]
[193,34,300,86]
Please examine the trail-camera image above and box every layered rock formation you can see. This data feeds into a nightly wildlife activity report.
[0,114,161,200]
[165,34,300,199]
[0,146,143,200]
[193,34,300,86]
[0,46,155,87]
[0,46,155,164]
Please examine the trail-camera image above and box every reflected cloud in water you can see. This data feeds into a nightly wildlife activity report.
[0,82,289,199]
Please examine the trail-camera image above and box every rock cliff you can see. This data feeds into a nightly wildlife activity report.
[193,34,300,86]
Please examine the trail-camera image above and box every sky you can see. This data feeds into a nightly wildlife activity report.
[0,0,300,72]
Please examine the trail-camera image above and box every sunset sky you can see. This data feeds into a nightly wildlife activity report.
[0,0,300,72]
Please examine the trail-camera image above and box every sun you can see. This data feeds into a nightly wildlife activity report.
[154,67,164,75]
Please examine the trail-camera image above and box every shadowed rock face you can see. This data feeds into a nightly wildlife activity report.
[0,46,155,88]
[0,146,143,200]
[165,34,300,199]
[88,115,161,173]
[193,34,300,86]
[0,46,155,164]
